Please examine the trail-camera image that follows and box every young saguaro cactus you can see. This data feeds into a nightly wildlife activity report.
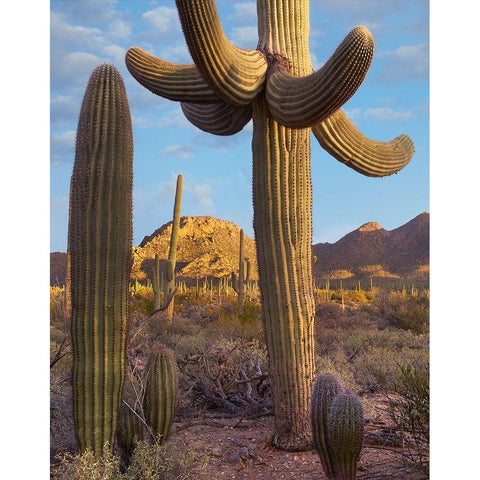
[164,174,183,322]
[68,63,133,456]
[125,0,414,450]
[143,347,177,445]
[231,229,251,312]
[327,392,365,480]
[311,374,344,479]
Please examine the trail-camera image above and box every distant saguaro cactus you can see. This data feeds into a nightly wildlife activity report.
[126,0,414,450]
[232,229,250,312]
[159,174,183,321]
[143,347,177,444]
[68,63,133,456]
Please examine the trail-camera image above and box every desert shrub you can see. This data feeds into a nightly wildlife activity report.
[52,448,121,480]
[376,292,429,334]
[124,440,208,480]
[314,356,357,391]
[352,345,428,393]
[386,363,429,473]
[52,441,207,480]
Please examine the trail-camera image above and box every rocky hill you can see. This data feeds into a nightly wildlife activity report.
[132,216,257,282]
[312,212,429,278]
[50,213,429,285]
[50,252,67,286]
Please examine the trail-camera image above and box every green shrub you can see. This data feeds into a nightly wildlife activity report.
[52,441,209,480]
[377,292,429,334]
[386,363,429,473]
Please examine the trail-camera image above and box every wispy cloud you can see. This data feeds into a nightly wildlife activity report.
[51,95,79,127]
[230,26,258,48]
[192,184,214,210]
[141,5,180,36]
[230,2,257,23]
[161,144,195,159]
[51,130,76,165]
[377,43,429,83]
[364,107,415,121]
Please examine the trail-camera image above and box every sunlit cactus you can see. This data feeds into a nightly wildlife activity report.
[232,229,250,312]
[126,0,414,450]
[164,174,183,321]
[143,346,177,444]
[311,375,364,480]
[152,253,161,311]
[328,391,365,480]
[311,374,344,479]
[68,63,133,456]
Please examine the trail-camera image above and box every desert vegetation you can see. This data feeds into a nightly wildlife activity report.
[51,279,429,479]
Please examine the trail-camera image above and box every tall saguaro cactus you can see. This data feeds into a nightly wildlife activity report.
[125,0,414,450]
[68,63,133,456]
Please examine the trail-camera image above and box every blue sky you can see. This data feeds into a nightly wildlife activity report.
[50,0,429,252]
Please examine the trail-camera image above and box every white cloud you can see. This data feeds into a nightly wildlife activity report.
[161,144,195,159]
[343,108,362,121]
[133,105,190,129]
[364,107,415,121]
[192,184,214,209]
[51,130,76,164]
[378,43,429,83]
[51,95,79,127]
[230,3,257,23]
[142,6,180,35]
[158,44,192,63]
[230,26,258,49]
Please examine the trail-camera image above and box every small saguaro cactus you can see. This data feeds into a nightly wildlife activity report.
[117,404,145,456]
[126,0,414,450]
[231,229,251,312]
[164,174,183,322]
[311,374,364,480]
[311,374,344,479]
[152,253,162,311]
[328,392,364,480]
[68,63,133,456]
[143,346,177,444]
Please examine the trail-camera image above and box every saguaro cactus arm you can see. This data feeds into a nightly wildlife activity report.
[312,109,415,177]
[125,47,220,103]
[175,0,268,106]
[266,26,375,129]
[181,101,252,136]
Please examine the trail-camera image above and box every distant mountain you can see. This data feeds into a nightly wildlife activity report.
[50,213,429,285]
[312,212,429,278]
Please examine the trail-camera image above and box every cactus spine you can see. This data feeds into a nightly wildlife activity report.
[164,174,183,322]
[311,375,364,479]
[68,63,133,456]
[328,392,364,480]
[232,229,250,312]
[126,0,414,449]
[143,347,177,444]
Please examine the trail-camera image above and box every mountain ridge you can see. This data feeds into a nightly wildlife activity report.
[50,212,429,286]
